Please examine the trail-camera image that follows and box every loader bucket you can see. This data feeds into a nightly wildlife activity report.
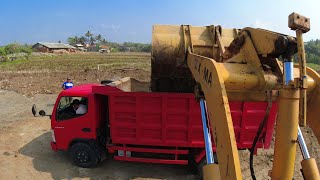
[151,25,239,92]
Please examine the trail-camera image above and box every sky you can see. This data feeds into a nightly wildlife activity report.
[0,0,319,45]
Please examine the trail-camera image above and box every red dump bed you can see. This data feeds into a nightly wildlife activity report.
[107,91,277,150]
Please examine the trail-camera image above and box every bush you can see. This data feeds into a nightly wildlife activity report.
[2,43,32,55]
[110,48,119,52]
[0,44,33,62]
[0,47,6,56]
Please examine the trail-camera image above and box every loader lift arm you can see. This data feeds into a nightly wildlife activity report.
[187,50,242,179]
[152,12,320,179]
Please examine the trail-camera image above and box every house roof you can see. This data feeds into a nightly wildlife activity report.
[99,45,109,49]
[34,42,76,49]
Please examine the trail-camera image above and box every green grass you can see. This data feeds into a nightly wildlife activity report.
[0,52,151,72]
[1,53,319,73]
[307,63,320,71]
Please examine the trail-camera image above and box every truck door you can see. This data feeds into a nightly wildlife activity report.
[53,96,94,150]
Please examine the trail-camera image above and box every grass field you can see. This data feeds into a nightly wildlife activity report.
[0,52,151,71]
[1,52,319,96]
[307,63,320,71]
[0,52,151,96]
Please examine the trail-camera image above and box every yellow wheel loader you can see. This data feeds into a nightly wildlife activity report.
[151,12,320,180]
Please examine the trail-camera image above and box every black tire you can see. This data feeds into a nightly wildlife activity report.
[101,80,113,85]
[70,143,99,168]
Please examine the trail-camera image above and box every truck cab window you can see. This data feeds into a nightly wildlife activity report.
[56,97,88,121]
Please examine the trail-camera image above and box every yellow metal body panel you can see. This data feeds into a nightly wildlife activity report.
[203,164,221,180]
[301,158,320,180]
[152,24,320,180]
[271,89,300,180]
[296,30,308,126]
[187,51,242,180]
[152,25,238,65]
[304,67,320,144]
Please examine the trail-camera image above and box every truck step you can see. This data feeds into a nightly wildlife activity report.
[114,156,188,165]
[111,146,189,154]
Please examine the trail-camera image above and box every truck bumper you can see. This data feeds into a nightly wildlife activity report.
[50,141,58,151]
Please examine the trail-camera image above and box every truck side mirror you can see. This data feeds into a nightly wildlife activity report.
[39,110,46,116]
[32,104,37,117]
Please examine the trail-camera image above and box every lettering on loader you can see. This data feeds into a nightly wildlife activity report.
[194,58,201,75]
[203,67,212,87]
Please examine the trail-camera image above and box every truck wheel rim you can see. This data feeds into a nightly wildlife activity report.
[77,151,90,163]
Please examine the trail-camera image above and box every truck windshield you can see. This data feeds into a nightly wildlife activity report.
[56,96,88,121]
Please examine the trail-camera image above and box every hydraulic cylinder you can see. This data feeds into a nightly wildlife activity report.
[271,88,299,179]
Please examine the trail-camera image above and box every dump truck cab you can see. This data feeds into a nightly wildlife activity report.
[50,84,101,151]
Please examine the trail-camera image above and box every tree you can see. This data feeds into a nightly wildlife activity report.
[65,31,154,52]
[89,36,96,45]
[100,38,108,45]
[85,31,93,38]
[95,34,102,43]
[304,39,320,65]
[79,36,87,46]
[67,36,80,46]
[85,31,93,45]
[0,47,6,56]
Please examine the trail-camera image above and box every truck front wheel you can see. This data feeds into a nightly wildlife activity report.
[70,143,99,168]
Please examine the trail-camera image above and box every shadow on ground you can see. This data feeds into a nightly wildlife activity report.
[19,132,199,180]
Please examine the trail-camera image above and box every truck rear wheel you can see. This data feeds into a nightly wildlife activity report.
[70,143,99,168]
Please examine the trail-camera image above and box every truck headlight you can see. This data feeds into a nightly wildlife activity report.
[51,129,56,142]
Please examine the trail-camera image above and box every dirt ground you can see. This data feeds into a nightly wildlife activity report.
[1,53,320,179]
[0,90,198,180]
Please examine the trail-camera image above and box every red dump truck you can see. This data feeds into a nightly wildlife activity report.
[47,77,277,171]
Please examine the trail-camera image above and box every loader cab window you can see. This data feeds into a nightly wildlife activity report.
[56,96,88,121]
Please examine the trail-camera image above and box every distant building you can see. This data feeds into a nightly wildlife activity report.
[99,45,109,50]
[32,42,76,52]
[75,44,84,48]
[98,45,110,53]
[74,44,87,52]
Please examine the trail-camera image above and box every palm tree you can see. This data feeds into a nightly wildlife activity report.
[100,38,108,45]
[67,36,81,46]
[67,36,77,45]
[95,34,102,43]
[90,36,96,45]
[79,36,87,46]
[85,31,93,44]
[74,36,79,44]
